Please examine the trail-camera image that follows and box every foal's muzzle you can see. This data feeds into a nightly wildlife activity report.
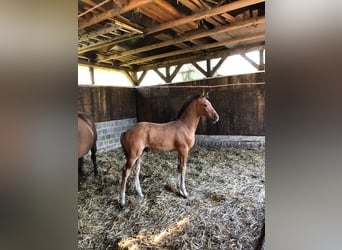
[212,114,219,124]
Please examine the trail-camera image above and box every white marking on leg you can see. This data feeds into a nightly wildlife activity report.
[120,158,134,208]
[134,156,144,198]
[177,174,185,197]
[135,176,144,198]
[180,163,188,198]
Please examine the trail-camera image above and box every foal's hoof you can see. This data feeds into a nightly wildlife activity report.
[120,203,126,210]
[179,190,189,199]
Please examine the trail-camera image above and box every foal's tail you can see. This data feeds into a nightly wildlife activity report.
[120,132,128,158]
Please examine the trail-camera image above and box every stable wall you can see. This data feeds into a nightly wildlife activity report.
[78,86,136,151]
[78,72,265,151]
[136,74,265,136]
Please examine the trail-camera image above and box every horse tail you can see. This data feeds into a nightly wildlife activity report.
[120,132,128,158]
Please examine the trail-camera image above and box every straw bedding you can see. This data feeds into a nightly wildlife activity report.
[78,145,265,249]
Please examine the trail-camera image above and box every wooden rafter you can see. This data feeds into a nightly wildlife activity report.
[137,43,265,71]
[78,43,265,74]
[178,0,226,26]
[80,0,107,13]
[78,0,111,18]
[121,33,265,66]
[259,49,265,70]
[78,0,265,73]
[78,33,143,54]
[97,16,265,61]
[145,0,264,34]
[78,0,156,29]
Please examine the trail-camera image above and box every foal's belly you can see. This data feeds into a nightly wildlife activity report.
[147,141,175,152]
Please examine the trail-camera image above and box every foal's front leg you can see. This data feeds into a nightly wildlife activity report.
[177,149,189,198]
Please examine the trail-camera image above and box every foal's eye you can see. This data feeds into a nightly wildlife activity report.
[203,104,208,107]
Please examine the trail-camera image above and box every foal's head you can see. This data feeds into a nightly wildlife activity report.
[196,92,219,123]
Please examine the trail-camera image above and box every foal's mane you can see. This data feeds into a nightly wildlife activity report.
[176,94,201,119]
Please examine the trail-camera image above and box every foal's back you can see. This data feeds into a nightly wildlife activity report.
[121,120,190,153]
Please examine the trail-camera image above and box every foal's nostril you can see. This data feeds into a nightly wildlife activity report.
[212,115,219,124]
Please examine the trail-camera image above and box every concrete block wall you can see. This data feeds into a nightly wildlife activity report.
[95,118,136,152]
[195,135,265,150]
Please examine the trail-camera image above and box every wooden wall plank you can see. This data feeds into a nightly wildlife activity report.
[78,86,136,122]
[136,73,265,135]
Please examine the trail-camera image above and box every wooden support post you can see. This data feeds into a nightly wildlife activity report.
[207,59,212,77]
[259,49,265,70]
[88,60,95,84]
[165,66,171,83]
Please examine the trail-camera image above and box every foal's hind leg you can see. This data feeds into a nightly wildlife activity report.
[120,155,139,208]
[91,145,98,176]
[134,155,144,198]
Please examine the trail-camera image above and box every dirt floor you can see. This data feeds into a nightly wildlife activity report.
[78,145,265,250]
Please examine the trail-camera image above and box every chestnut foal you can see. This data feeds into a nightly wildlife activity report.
[120,92,219,208]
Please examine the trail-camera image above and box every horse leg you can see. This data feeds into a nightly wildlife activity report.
[134,155,144,198]
[78,157,83,187]
[78,157,84,177]
[91,144,98,177]
[120,156,137,208]
[177,148,189,198]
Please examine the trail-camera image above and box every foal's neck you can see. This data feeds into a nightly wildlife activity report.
[178,102,201,133]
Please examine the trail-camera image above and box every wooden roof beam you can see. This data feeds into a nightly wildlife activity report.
[121,33,265,66]
[78,33,143,54]
[78,43,265,71]
[146,0,265,34]
[78,0,156,30]
[78,0,111,18]
[97,16,265,61]
[137,43,265,71]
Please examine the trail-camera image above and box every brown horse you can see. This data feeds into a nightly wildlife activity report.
[78,112,98,181]
[120,92,219,208]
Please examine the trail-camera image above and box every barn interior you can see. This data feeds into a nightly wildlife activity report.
[78,0,265,249]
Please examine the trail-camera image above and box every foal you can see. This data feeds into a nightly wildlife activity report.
[78,112,98,179]
[120,92,219,208]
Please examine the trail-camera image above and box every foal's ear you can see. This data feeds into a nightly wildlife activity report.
[200,91,209,98]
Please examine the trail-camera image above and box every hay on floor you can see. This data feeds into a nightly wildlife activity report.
[78,145,265,249]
